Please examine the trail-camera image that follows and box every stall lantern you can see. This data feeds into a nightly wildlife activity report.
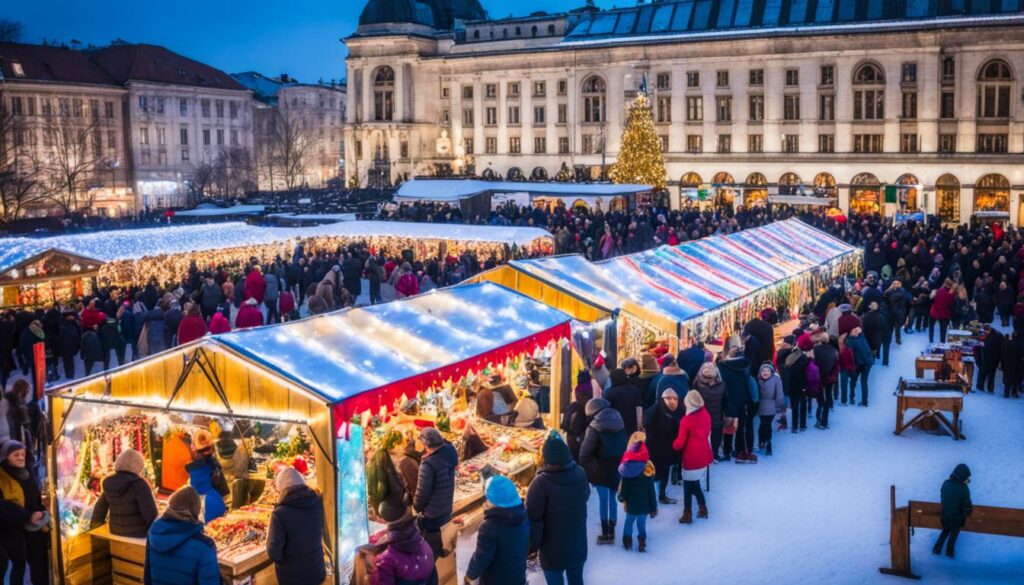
[47,282,571,584]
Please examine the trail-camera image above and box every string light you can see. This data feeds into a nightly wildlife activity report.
[609,93,667,191]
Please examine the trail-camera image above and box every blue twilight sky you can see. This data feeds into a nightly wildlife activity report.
[5,0,616,84]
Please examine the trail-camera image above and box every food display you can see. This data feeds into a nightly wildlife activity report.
[206,505,273,563]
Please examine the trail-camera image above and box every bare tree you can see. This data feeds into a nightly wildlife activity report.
[268,110,313,190]
[213,146,255,198]
[0,89,46,222]
[186,160,217,207]
[37,108,107,215]
[0,20,23,43]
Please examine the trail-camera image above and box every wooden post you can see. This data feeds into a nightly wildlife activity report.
[879,485,920,579]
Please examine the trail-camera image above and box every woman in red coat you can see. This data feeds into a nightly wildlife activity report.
[176,303,208,345]
[672,390,713,525]
[208,311,231,334]
[243,266,267,304]
[929,278,956,343]
[234,298,264,330]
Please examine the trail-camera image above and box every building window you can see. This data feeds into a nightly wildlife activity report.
[818,134,835,153]
[509,137,521,154]
[559,136,569,154]
[582,135,594,154]
[686,96,703,121]
[748,134,763,153]
[485,107,497,125]
[938,134,957,153]
[202,129,211,146]
[179,127,188,145]
[819,94,835,121]
[441,109,450,125]
[936,174,960,224]
[229,101,238,119]
[716,71,729,88]
[373,66,395,121]
[853,63,886,121]
[900,133,919,153]
[686,71,700,88]
[485,137,497,154]
[10,97,23,116]
[940,92,955,119]
[686,134,702,153]
[157,127,165,145]
[557,104,567,124]
[462,85,474,100]
[508,106,520,125]
[785,69,799,86]
[534,136,546,153]
[179,98,187,116]
[355,140,362,158]
[557,79,567,95]
[976,134,1009,153]
[533,106,545,125]
[533,81,546,97]
[977,59,1012,119]
[216,129,224,146]
[902,62,918,83]
[782,135,799,153]
[942,56,955,84]
[441,87,450,99]
[902,92,918,119]
[485,83,497,99]
[108,130,116,148]
[138,96,149,112]
[508,82,520,97]
[716,96,732,122]
[201,99,211,117]
[215,100,223,118]
[581,76,605,123]
[230,130,238,146]
[783,95,800,120]
[181,149,190,162]
[820,65,834,86]
[749,95,764,121]
[657,96,672,123]
[464,138,473,155]
[89,99,100,118]
[72,99,83,117]
[462,108,474,126]
[749,69,764,86]
[717,134,731,153]
[660,135,669,152]
[853,134,883,153]
[656,73,671,90]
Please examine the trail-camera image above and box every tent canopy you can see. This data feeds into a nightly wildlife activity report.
[506,219,858,335]
[173,203,266,217]
[394,179,653,202]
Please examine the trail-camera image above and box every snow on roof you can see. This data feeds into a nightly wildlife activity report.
[213,282,570,403]
[508,219,856,331]
[0,221,553,274]
[174,204,266,217]
[394,179,653,202]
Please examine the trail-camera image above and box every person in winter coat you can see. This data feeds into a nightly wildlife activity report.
[846,327,875,406]
[163,301,183,348]
[838,335,857,406]
[57,312,81,378]
[0,440,49,585]
[778,335,808,432]
[414,427,458,557]
[100,316,126,369]
[861,302,889,357]
[561,372,594,461]
[978,324,1003,393]
[672,391,713,525]
[80,299,106,330]
[264,275,281,324]
[996,281,1016,327]
[677,339,706,381]
[278,289,296,320]
[90,448,157,537]
[119,304,138,361]
[177,304,208,345]
[647,356,689,408]
[18,320,45,387]
[143,304,166,356]
[80,325,104,375]
[884,280,911,344]
[464,475,529,585]
[244,265,267,304]
[930,279,957,343]
[199,277,221,321]
[643,389,682,504]
[215,431,250,509]
[395,263,420,298]
[578,398,626,545]
[744,313,776,365]
[267,468,326,585]
[756,364,785,453]
[837,304,861,338]
[933,463,972,558]
[616,434,657,552]
[692,362,727,460]
[208,311,231,335]
[371,506,435,585]
[999,331,1021,398]
[143,486,220,585]
[526,432,589,585]
[604,368,644,438]
[235,298,264,330]
[718,348,757,463]
[0,312,13,389]
[185,430,228,523]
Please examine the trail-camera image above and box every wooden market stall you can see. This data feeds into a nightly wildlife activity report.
[47,282,571,585]
[0,248,103,308]
[469,219,862,366]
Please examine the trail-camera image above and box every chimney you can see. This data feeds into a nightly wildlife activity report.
[280,73,289,83]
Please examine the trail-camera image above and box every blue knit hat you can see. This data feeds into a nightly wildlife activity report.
[485,475,521,508]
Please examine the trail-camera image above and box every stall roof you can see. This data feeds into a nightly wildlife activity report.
[394,179,653,202]
[173,203,266,217]
[0,221,552,274]
[507,219,857,332]
[212,282,570,403]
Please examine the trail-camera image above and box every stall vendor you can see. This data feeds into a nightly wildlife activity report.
[476,375,517,425]
[185,430,228,523]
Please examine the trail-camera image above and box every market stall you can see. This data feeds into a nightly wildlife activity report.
[0,248,103,308]
[394,178,655,214]
[47,282,571,584]
[469,219,861,363]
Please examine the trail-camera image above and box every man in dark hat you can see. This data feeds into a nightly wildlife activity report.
[934,464,973,558]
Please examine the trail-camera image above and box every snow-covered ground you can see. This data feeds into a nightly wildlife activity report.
[456,326,1024,584]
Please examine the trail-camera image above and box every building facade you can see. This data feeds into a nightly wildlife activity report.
[345,0,1024,224]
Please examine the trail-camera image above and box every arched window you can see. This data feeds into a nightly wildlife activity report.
[744,173,768,206]
[531,25,538,37]
[507,167,524,181]
[936,174,960,224]
[853,63,885,120]
[581,76,606,123]
[473,30,480,40]
[712,172,736,209]
[896,174,920,211]
[779,172,802,196]
[814,173,836,198]
[850,173,882,214]
[977,59,1013,119]
[482,167,497,180]
[680,172,702,203]
[975,174,1010,213]
[373,66,395,121]
[531,166,548,181]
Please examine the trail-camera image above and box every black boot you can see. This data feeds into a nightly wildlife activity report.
[659,495,677,505]
[637,536,646,553]
[765,442,773,456]
[622,535,632,551]
[932,543,942,555]
[607,521,616,545]
[597,521,610,545]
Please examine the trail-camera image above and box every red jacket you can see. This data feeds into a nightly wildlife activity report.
[244,270,267,303]
[209,312,231,334]
[176,314,208,345]
[395,273,420,298]
[672,407,713,471]
[235,305,264,329]
[278,291,295,315]
[80,307,106,330]
[838,346,856,372]
[930,286,956,320]
[838,314,861,337]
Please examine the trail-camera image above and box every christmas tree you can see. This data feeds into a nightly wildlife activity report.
[610,93,667,191]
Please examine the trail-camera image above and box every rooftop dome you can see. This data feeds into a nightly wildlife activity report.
[358,0,488,30]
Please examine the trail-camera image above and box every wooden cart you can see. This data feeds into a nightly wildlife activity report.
[893,378,967,440]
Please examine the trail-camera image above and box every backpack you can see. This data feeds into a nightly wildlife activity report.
[805,359,821,396]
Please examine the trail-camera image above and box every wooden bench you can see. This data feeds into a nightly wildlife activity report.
[879,485,1024,579]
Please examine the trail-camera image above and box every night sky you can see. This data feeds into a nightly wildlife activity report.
[6,0,615,84]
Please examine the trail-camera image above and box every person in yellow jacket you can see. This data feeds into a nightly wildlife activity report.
[0,440,49,585]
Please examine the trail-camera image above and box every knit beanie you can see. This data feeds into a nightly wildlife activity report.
[542,430,571,466]
[661,388,679,400]
[165,486,202,524]
[114,448,146,476]
[275,467,305,494]
[0,440,26,461]
[485,475,521,508]
[684,390,704,414]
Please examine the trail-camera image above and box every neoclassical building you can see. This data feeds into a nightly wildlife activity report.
[344,0,1024,224]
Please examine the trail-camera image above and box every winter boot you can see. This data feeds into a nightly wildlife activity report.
[765,442,773,456]
[659,496,678,505]
[777,416,788,431]
[607,521,616,545]
[746,451,758,463]
[622,535,632,551]
[637,537,647,553]
[678,509,693,524]
[932,544,942,555]
[697,505,708,519]
[598,521,611,545]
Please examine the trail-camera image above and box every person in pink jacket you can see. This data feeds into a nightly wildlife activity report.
[234,298,264,330]
[370,507,434,585]
[672,390,713,525]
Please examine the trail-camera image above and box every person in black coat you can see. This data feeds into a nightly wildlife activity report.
[995,281,1015,327]
[100,316,126,370]
[999,331,1021,398]
[861,302,891,365]
[643,389,682,504]
[163,302,184,348]
[56,313,81,379]
[81,326,104,376]
[119,303,139,362]
[526,432,589,584]
[676,339,706,381]
[974,285,995,325]
[719,349,756,463]
[266,468,326,585]
[465,475,529,585]
[978,325,1003,393]
[933,463,972,558]
[560,372,594,462]
[90,449,158,537]
[743,315,775,365]
[578,398,626,545]
[604,368,644,438]
[413,427,458,557]
[884,281,911,344]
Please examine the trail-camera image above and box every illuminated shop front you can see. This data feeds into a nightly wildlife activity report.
[0,249,102,308]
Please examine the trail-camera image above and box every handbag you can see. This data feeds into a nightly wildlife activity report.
[723,417,739,435]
